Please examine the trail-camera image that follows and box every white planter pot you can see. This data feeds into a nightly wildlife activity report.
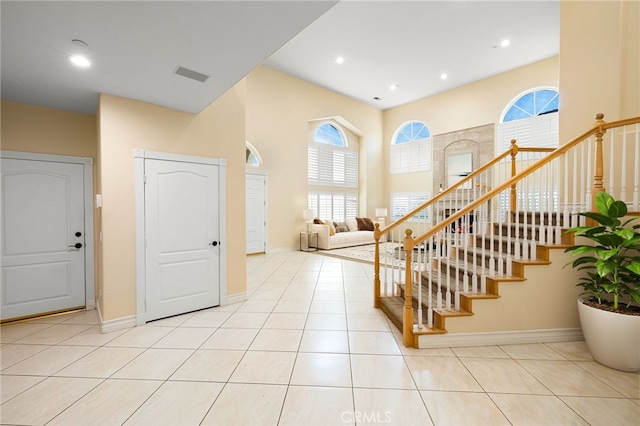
[578,297,640,372]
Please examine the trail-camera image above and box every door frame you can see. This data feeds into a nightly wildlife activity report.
[0,150,95,310]
[246,171,268,254]
[133,150,227,325]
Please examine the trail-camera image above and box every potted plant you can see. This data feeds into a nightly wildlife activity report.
[564,191,640,372]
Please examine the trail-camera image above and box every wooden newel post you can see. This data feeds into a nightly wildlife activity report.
[592,113,606,212]
[510,139,519,212]
[373,223,381,308]
[403,229,415,348]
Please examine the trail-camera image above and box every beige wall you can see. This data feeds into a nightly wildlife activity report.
[383,56,559,200]
[245,66,384,250]
[98,86,246,321]
[1,100,97,157]
[559,0,640,141]
[1,100,100,301]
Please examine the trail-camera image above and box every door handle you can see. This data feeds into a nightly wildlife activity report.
[209,241,219,247]
[68,243,83,250]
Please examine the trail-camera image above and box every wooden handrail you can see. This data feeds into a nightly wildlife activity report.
[376,143,553,238]
[407,114,640,250]
[374,113,640,348]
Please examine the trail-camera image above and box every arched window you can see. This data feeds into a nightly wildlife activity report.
[314,123,346,147]
[498,88,560,212]
[245,141,262,166]
[501,88,558,122]
[308,121,358,221]
[498,87,559,152]
[390,120,432,174]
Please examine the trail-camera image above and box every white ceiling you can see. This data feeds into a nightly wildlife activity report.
[1,1,559,115]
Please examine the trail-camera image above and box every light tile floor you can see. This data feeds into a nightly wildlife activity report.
[1,251,639,425]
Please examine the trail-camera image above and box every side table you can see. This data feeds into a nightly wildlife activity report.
[300,232,318,252]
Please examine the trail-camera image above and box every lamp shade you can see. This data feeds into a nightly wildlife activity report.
[375,208,387,217]
[303,209,316,221]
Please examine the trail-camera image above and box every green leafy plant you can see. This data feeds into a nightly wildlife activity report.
[564,191,640,311]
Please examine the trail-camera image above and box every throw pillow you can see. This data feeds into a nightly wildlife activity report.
[363,217,375,231]
[345,218,358,232]
[334,221,349,233]
[356,217,376,231]
[314,218,335,236]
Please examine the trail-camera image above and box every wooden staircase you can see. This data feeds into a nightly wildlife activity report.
[379,212,573,337]
[373,114,640,348]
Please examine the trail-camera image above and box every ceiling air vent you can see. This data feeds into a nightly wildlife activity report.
[174,66,209,83]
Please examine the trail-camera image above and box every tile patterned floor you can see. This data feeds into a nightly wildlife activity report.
[1,251,639,425]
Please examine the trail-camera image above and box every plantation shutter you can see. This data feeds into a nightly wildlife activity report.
[391,138,431,174]
[498,112,558,153]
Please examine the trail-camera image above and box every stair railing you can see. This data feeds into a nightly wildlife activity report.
[373,113,640,347]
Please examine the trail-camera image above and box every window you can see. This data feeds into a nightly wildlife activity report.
[391,121,432,174]
[308,123,357,188]
[391,192,431,221]
[245,142,262,166]
[314,122,345,147]
[308,192,357,222]
[498,88,559,152]
[308,122,359,220]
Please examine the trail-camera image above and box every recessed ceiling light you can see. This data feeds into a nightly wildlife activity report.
[501,39,510,48]
[72,39,88,48]
[336,56,345,64]
[389,84,399,91]
[70,55,91,67]
[440,73,448,80]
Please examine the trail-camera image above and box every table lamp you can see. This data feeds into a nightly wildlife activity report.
[303,208,316,233]
[375,208,387,227]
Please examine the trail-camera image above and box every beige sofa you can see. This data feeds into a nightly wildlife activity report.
[310,217,376,250]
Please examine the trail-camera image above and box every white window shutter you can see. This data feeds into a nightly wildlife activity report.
[499,112,558,153]
[345,151,358,188]
[391,138,431,174]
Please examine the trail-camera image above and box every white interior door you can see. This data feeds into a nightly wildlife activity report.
[1,158,86,320]
[144,159,220,321]
[246,173,266,254]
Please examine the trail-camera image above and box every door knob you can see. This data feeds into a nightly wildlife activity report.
[68,243,83,250]
[75,232,82,237]
[209,241,219,246]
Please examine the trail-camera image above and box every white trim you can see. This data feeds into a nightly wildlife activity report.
[222,292,247,306]
[1,150,93,165]
[245,141,263,166]
[417,328,584,349]
[97,301,135,333]
[134,149,227,326]
[246,172,268,254]
[309,116,363,137]
[133,149,226,166]
[0,150,95,311]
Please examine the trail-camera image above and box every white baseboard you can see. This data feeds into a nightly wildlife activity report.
[417,328,584,349]
[97,305,136,334]
[222,292,247,306]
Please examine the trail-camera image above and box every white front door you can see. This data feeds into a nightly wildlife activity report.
[246,173,266,254]
[144,159,221,321]
[1,158,86,320]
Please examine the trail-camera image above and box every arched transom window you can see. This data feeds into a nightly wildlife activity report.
[314,123,346,147]
[498,87,559,152]
[502,88,559,123]
[245,141,262,166]
[390,120,432,174]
